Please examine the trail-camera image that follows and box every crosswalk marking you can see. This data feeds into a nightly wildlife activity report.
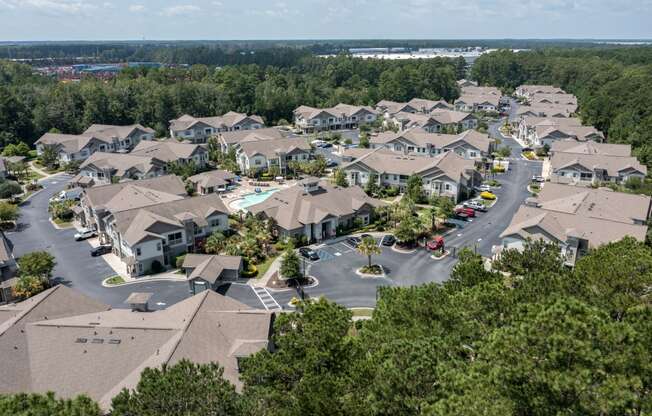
[253,287,282,311]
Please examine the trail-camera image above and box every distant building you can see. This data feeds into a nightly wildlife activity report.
[370,128,493,160]
[130,139,209,169]
[169,112,265,144]
[236,137,312,174]
[35,124,155,164]
[293,103,378,133]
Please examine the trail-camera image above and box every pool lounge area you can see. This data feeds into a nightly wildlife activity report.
[229,188,279,211]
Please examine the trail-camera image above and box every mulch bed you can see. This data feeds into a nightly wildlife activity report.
[267,272,315,289]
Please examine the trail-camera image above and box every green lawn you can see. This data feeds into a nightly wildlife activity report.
[350,308,374,317]
[256,254,279,279]
[105,275,125,285]
[53,218,73,228]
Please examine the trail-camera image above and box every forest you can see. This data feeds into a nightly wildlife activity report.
[472,47,652,166]
[2,238,650,415]
[0,55,463,147]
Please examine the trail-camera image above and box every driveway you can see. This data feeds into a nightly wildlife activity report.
[6,174,258,310]
[270,155,541,308]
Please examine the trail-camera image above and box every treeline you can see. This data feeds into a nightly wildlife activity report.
[0,40,630,63]
[472,47,652,165]
[0,55,460,147]
[2,238,650,415]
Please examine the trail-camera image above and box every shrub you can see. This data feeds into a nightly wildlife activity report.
[241,264,258,278]
[175,254,186,269]
[491,166,505,173]
[0,181,22,199]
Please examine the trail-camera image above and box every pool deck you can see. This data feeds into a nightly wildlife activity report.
[223,178,299,213]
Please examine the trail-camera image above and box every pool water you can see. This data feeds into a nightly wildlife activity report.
[232,189,279,210]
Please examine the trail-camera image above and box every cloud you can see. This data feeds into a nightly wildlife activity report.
[0,0,97,15]
[160,4,200,16]
[129,4,145,12]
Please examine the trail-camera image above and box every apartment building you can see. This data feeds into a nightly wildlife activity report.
[0,285,273,411]
[35,124,155,164]
[517,116,603,147]
[515,84,565,99]
[341,148,480,201]
[370,128,492,160]
[169,112,265,144]
[216,127,286,153]
[376,98,451,116]
[77,152,167,186]
[248,178,382,242]
[0,232,17,304]
[499,183,650,266]
[187,170,236,194]
[78,175,187,244]
[293,103,378,133]
[183,254,243,294]
[106,193,230,276]
[389,110,478,133]
[236,137,311,174]
[130,139,209,168]
[548,149,647,186]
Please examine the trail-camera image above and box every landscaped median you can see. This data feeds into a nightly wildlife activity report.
[101,271,187,287]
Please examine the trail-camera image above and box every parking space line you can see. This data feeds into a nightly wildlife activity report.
[252,287,282,311]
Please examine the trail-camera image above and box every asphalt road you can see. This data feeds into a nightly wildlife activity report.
[9,108,538,311]
[8,175,194,309]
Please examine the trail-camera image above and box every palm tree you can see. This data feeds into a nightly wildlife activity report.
[357,236,381,268]
[204,231,226,254]
[39,143,59,170]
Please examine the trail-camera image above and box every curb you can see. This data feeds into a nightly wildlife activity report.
[101,275,187,287]
[391,244,417,254]
[355,265,386,279]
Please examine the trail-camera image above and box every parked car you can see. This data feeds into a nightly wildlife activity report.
[480,191,497,200]
[298,247,319,261]
[74,228,96,241]
[50,187,83,203]
[311,139,326,147]
[426,236,445,251]
[90,245,112,257]
[321,142,333,149]
[325,158,337,168]
[463,200,487,212]
[381,234,396,246]
[346,236,362,248]
[475,184,491,192]
[531,175,545,183]
[454,206,476,218]
[360,233,373,240]
[454,211,470,221]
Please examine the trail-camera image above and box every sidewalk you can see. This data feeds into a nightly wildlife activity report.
[29,161,64,181]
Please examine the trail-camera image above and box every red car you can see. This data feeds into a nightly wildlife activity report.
[427,236,445,251]
[454,206,475,217]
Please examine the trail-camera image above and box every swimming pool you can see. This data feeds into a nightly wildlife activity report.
[230,188,279,211]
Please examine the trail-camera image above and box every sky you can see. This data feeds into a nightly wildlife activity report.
[0,0,651,41]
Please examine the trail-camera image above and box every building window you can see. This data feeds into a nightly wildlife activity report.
[136,248,141,256]
[156,242,161,251]
[168,232,183,245]
[210,218,221,228]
